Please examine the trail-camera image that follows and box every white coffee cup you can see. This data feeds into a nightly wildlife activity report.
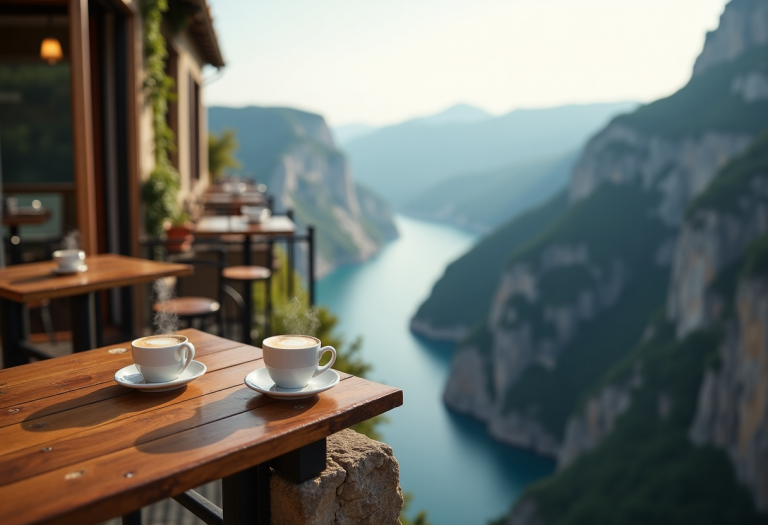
[53,249,85,271]
[262,335,337,389]
[241,205,271,223]
[131,334,195,383]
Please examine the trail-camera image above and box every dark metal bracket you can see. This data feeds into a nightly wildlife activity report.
[173,489,224,525]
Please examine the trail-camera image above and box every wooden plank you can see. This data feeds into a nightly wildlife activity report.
[0,329,236,388]
[0,343,260,417]
[0,365,273,484]
[0,254,193,302]
[69,0,98,256]
[0,377,402,525]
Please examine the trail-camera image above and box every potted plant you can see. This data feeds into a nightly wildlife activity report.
[164,210,194,253]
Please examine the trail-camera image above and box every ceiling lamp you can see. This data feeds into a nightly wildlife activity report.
[40,37,63,65]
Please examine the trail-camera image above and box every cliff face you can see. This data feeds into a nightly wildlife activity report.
[208,106,398,277]
[692,0,768,77]
[442,0,768,461]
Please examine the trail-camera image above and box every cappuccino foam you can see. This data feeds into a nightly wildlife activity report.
[135,335,185,348]
[266,335,317,349]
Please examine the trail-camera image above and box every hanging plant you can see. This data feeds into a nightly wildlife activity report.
[141,0,181,236]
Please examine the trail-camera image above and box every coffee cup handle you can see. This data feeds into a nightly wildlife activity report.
[178,342,195,372]
[314,345,336,377]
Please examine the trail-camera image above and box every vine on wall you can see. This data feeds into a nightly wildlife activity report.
[141,0,181,236]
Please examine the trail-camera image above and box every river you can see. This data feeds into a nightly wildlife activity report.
[317,215,554,525]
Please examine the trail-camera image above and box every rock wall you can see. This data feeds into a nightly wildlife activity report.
[668,175,768,337]
[690,278,768,511]
[568,124,752,225]
[558,361,642,468]
[692,0,768,77]
[270,429,403,525]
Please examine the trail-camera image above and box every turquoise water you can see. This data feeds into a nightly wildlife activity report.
[318,215,554,525]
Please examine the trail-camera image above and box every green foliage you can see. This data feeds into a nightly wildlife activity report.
[400,493,433,525]
[689,127,768,217]
[141,163,180,236]
[414,192,568,331]
[0,64,73,184]
[142,0,176,165]
[208,129,241,181]
[515,328,768,525]
[140,0,181,235]
[614,45,768,138]
[743,232,768,278]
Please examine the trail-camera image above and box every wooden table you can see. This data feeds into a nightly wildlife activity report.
[0,329,403,525]
[2,208,52,264]
[201,192,266,216]
[0,254,193,366]
[195,216,297,344]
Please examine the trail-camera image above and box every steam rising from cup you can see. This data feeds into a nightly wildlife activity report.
[280,297,320,336]
[62,230,80,250]
[153,278,179,335]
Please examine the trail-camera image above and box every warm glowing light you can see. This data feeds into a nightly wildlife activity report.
[40,38,63,65]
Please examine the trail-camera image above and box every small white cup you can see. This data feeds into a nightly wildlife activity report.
[262,335,337,389]
[53,249,85,271]
[131,335,195,383]
[241,205,271,223]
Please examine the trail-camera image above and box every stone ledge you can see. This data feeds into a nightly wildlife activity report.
[271,429,403,525]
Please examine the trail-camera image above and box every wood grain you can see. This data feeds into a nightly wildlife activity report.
[0,377,401,525]
[0,330,402,525]
[0,329,235,389]
[0,254,193,303]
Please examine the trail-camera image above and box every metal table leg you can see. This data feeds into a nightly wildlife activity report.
[0,298,27,367]
[222,463,270,525]
[70,292,99,352]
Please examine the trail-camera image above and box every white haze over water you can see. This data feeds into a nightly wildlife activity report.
[205,0,728,126]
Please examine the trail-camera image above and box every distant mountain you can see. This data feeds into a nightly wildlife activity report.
[407,103,492,127]
[208,106,397,276]
[401,151,578,233]
[343,101,639,207]
[332,124,377,148]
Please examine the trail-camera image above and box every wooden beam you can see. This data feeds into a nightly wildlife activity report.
[68,0,97,255]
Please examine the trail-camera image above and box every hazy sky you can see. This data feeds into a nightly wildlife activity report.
[204,0,729,127]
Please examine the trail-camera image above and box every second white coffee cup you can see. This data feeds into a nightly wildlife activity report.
[262,335,336,389]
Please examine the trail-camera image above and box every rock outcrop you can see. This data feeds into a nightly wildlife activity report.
[692,0,768,77]
[270,429,403,525]
[690,277,768,511]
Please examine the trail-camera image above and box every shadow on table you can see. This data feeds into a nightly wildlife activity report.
[22,385,186,431]
[134,389,325,453]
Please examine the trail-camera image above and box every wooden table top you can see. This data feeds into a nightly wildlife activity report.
[2,208,52,227]
[194,215,296,237]
[0,254,193,303]
[0,329,402,525]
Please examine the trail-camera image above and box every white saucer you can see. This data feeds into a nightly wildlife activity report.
[244,368,340,400]
[114,361,207,392]
[51,264,88,275]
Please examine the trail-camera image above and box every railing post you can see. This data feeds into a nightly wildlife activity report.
[286,209,294,299]
[307,225,315,307]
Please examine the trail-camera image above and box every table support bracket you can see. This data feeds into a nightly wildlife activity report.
[173,489,224,525]
[271,437,327,483]
[0,298,27,367]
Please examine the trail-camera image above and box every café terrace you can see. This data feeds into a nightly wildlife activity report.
[0,2,403,524]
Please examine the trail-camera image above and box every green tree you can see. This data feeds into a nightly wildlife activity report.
[208,129,241,181]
